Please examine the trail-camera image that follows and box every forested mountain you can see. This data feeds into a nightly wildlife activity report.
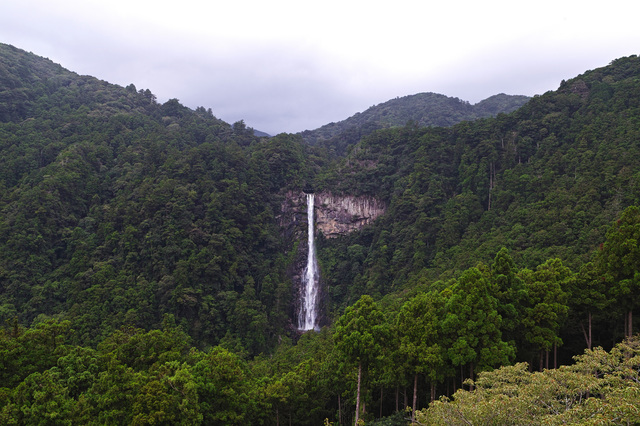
[0,42,320,351]
[316,56,640,291]
[299,92,530,155]
[2,42,640,424]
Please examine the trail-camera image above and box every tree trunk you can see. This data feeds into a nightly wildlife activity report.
[380,386,383,419]
[338,394,341,426]
[581,312,593,350]
[554,341,558,369]
[587,311,593,349]
[355,362,362,426]
[629,310,633,338]
[488,161,495,211]
[395,385,399,413]
[539,350,544,372]
[431,382,436,403]
[545,350,549,370]
[403,387,407,411]
[412,373,418,422]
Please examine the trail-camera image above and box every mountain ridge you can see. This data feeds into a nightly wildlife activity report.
[0,42,528,144]
[298,91,530,154]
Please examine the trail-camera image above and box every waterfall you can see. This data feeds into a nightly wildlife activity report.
[298,193,319,331]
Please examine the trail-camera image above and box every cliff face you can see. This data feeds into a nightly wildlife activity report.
[279,191,386,239]
[314,192,386,238]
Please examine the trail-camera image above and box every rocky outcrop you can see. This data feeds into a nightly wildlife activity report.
[314,192,386,238]
[279,191,386,239]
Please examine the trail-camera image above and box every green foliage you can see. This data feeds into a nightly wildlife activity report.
[334,295,386,367]
[520,259,571,360]
[443,267,515,376]
[596,205,640,334]
[396,292,445,381]
[0,43,322,354]
[11,369,75,425]
[317,54,640,317]
[334,295,388,424]
[130,361,201,425]
[417,336,640,425]
[4,43,640,425]
[0,318,72,388]
[0,324,266,425]
[96,321,191,371]
[490,248,527,344]
[300,92,529,156]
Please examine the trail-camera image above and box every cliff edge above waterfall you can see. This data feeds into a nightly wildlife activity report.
[279,191,386,239]
[314,192,386,238]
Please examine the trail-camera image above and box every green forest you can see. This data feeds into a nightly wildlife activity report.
[1,42,640,424]
[299,92,530,156]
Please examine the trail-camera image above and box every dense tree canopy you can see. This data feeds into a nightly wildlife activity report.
[2,43,640,423]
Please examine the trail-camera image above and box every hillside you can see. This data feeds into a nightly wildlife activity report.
[0,42,319,352]
[2,42,640,424]
[299,92,530,155]
[316,55,640,306]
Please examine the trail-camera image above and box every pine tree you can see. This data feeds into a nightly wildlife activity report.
[334,295,386,425]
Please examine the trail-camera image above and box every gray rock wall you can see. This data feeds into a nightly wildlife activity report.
[314,192,386,238]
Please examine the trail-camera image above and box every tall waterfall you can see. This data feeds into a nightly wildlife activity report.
[298,193,319,331]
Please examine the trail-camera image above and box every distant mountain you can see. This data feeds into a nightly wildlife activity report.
[253,128,271,137]
[473,93,532,116]
[299,92,530,155]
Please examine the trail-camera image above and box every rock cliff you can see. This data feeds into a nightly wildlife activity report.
[279,191,386,239]
[314,192,386,238]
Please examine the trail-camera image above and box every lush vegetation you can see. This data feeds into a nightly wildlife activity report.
[417,336,640,424]
[316,55,640,317]
[299,92,529,156]
[2,237,640,424]
[2,41,640,424]
[0,43,322,354]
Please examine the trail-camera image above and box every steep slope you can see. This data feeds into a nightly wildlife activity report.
[299,92,530,155]
[315,55,640,311]
[0,43,316,351]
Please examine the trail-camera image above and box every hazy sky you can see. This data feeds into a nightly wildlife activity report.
[1,0,639,135]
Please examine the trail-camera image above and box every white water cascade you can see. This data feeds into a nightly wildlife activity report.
[298,193,319,331]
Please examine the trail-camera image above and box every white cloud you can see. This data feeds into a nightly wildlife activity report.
[1,0,639,134]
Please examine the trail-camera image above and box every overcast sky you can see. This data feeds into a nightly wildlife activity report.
[1,0,639,135]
